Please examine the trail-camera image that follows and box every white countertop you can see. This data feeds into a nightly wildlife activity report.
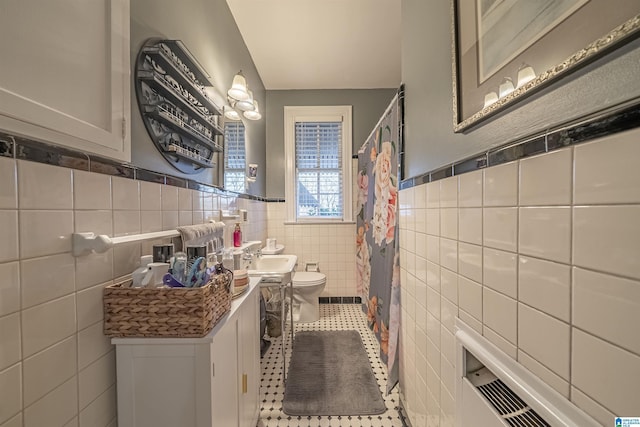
[111,275,261,345]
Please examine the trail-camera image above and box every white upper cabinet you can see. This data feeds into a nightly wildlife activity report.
[0,0,131,162]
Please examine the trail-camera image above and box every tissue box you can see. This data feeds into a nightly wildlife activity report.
[103,274,231,338]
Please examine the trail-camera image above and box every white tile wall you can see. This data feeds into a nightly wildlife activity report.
[482,248,517,298]
[573,205,640,280]
[519,303,570,379]
[573,268,640,355]
[518,256,570,322]
[458,243,482,283]
[519,148,572,206]
[23,336,76,406]
[0,364,22,424]
[0,313,20,370]
[0,262,20,317]
[519,207,571,263]
[482,287,516,344]
[0,210,19,262]
[398,127,640,427]
[574,129,640,205]
[18,160,73,210]
[0,157,17,209]
[458,208,482,245]
[483,161,518,207]
[74,171,111,210]
[458,170,482,207]
[0,158,269,426]
[266,203,356,297]
[483,207,517,252]
[112,177,140,211]
[572,328,640,417]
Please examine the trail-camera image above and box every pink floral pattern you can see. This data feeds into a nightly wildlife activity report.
[355,225,371,297]
[372,141,397,246]
[356,96,401,394]
[357,173,369,210]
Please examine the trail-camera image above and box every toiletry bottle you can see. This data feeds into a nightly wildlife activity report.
[131,255,154,287]
[186,245,207,270]
[171,251,188,285]
[233,223,242,247]
[222,249,234,272]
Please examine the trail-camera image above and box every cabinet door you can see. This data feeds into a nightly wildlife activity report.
[0,0,131,161]
[238,289,260,427]
[210,317,240,427]
[116,344,201,427]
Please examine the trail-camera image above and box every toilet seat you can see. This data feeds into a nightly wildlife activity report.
[292,272,325,287]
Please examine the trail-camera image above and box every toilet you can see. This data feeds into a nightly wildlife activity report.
[290,271,326,322]
[261,243,326,323]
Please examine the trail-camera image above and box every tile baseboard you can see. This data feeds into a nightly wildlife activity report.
[319,296,362,304]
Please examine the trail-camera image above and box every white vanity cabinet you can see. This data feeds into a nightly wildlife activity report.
[112,278,261,427]
[0,0,131,162]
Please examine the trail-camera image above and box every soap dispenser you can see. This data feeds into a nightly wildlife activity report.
[131,255,154,287]
[233,222,242,247]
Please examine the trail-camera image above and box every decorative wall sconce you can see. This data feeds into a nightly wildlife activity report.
[226,71,262,121]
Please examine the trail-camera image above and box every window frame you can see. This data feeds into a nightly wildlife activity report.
[284,105,353,223]
[223,121,246,194]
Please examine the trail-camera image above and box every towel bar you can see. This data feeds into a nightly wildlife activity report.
[72,230,180,257]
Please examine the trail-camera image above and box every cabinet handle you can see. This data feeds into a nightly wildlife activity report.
[212,363,215,377]
[242,374,247,394]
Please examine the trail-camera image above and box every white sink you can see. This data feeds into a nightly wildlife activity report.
[247,254,297,283]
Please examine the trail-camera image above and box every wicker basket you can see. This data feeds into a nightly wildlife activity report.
[103,273,231,338]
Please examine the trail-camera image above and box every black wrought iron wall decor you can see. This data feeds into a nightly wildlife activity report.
[135,38,223,173]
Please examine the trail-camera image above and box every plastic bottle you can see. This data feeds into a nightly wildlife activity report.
[222,249,235,275]
[131,255,154,287]
[233,223,242,247]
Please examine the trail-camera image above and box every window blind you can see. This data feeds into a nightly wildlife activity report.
[295,121,343,218]
[224,122,246,193]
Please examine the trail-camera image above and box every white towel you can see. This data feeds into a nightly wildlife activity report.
[175,221,225,251]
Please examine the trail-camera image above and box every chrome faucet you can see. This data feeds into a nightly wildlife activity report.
[242,247,253,260]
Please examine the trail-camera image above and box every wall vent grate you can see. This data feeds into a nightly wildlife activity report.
[476,377,551,427]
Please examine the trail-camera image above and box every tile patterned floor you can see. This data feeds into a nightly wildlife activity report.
[257,304,407,427]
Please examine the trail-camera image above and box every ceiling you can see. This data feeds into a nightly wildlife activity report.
[225,0,402,90]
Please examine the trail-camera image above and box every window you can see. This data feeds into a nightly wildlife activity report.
[284,106,353,222]
[224,121,246,193]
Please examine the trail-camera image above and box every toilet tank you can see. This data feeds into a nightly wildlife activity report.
[261,244,284,255]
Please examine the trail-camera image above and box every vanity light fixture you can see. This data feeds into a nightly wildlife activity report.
[227,71,250,102]
[243,100,262,120]
[224,105,241,121]
[235,89,256,112]
[516,64,536,88]
[498,77,515,98]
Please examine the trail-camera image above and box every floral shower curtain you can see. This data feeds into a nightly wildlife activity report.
[356,94,401,393]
